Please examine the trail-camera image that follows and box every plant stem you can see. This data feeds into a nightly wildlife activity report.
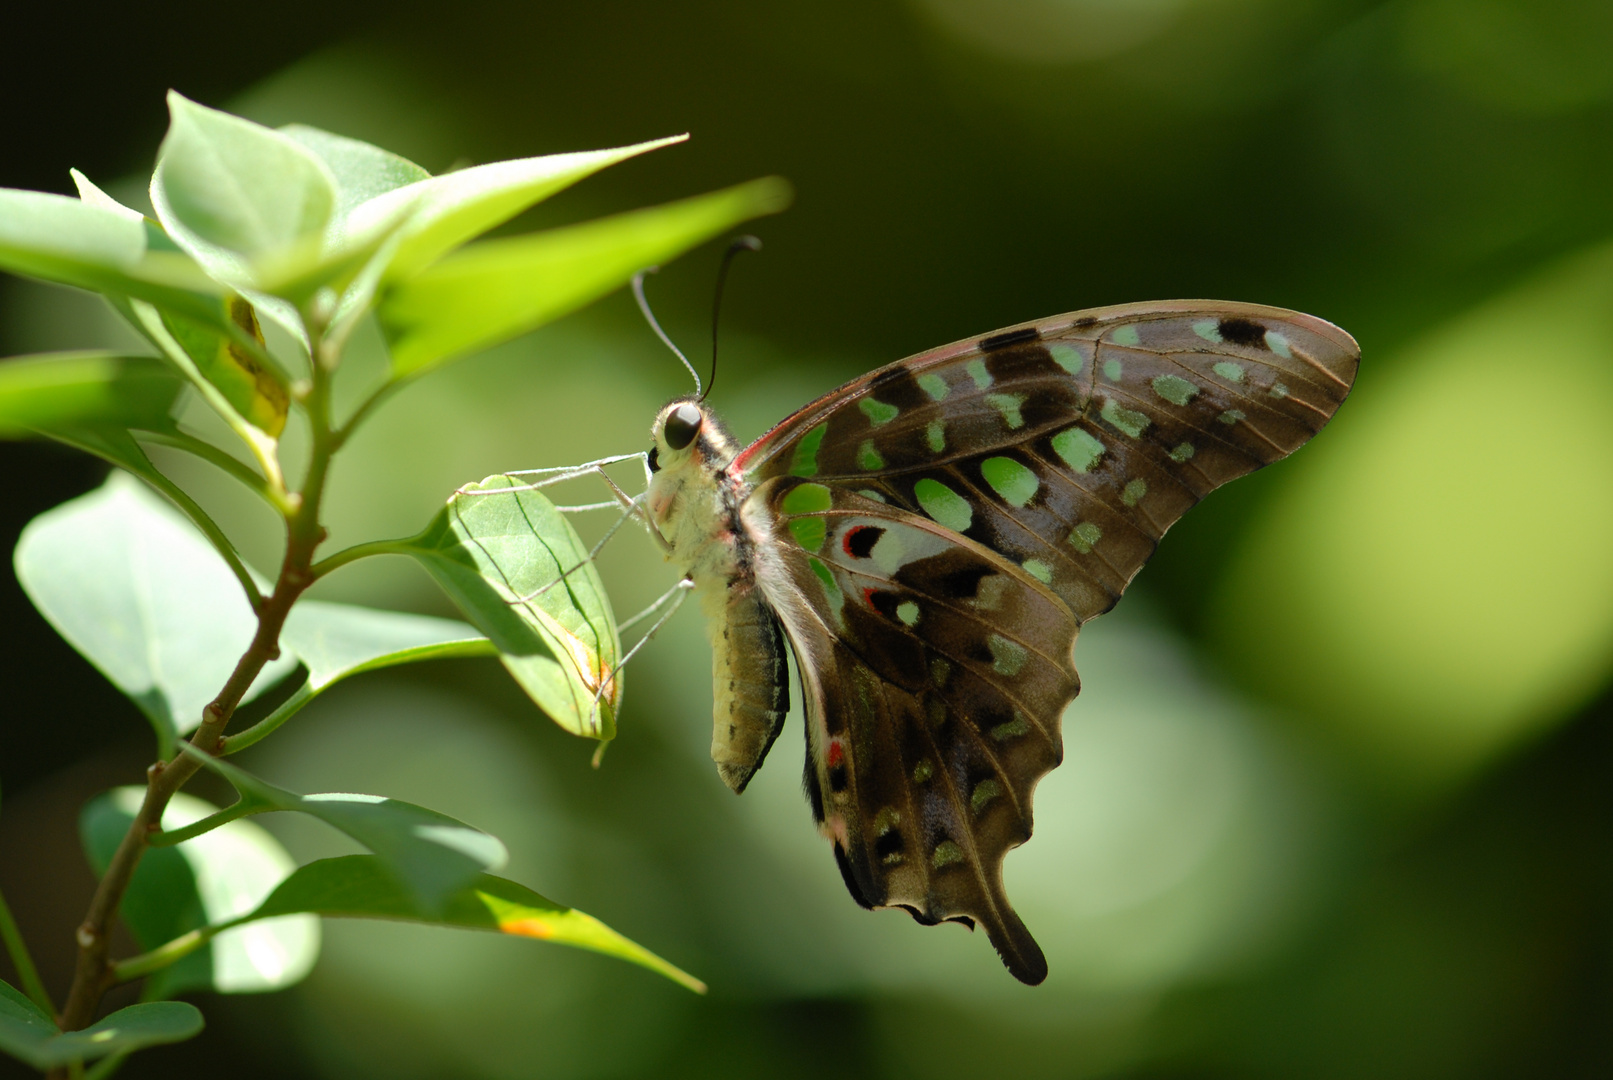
[0,883,53,1014]
[308,535,416,580]
[52,319,341,1042]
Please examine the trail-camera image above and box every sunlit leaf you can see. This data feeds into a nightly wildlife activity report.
[151,92,336,278]
[82,788,317,997]
[226,601,494,753]
[158,295,288,437]
[401,476,621,739]
[0,981,203,1070]
[0,352,182,437]
[279,125,432,219]
[13,473,296,754]
[226,855,706,993]
[0,188,225,326]
[183,748,508,913]
[365,133,687,286]
[66,170,295,447]
[378,175,791,376]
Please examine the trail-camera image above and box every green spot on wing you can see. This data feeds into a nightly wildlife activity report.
[1121,478,1148,506]
[1111,325,1140,347]
[1101,398,1150,438]
[857,439,885,470]
[912,759,933,783]
[917,372,949,401]
[980,457,1039,507]
[896,601,920,626]
[965,358,992,389]
[789,423,827,477]
[1052,427,1105,472]
[1218,409,1246,425]
[913,478,973,533]
[926,419,946,453]
[985,392,1026,429]
[781,482,833,514]
[1152,374,1198,406]
[1270,382,1289,399]
[789,517,826,551]
[988,633,1028,676]
[1048,342,1083,374]
[1102,358,1123,381]
[808,556,836,592]
[859,397,899,426]
[970,779,1002,814]
[932,841,964,869]
[1213,361,1246,383]
[1068,521,1102,553]
[1193,319,1222,343]
[990,715,1030,742]
[1023,559,1052,584]
[1264,330,1293,358]
[1170,441,1196,462]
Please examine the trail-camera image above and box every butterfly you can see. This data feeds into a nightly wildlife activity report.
[643,300,1359,984]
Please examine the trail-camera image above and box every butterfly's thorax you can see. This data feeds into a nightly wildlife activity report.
[649,404,790,793]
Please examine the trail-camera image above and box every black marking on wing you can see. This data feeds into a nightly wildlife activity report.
[979,326,1041,350]
[1217,317,1266,347]
[835,844,876,908]
[844,525,883,559]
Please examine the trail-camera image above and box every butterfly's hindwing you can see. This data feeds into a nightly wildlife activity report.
[743,479,1075,983]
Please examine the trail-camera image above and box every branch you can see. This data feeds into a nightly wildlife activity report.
[52,315,343,1039]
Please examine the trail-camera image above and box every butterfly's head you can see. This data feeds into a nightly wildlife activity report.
[648,397,737,476]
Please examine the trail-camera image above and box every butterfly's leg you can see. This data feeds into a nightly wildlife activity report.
[590,465,672,553]
[617,575,696,633]
[585,576,695,731]
[460,453,649,496]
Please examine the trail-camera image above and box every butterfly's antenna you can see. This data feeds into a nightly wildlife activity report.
[703,235,762,403]
[632,268,702,396]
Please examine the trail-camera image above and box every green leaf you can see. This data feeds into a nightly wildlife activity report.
[13,473,296,753]
[0,352,183,437]
[368,134,687,286]
[401,476,621,739]
[157,295,289,437]
[81,788,317,996]
[181,748,508,913]
[66,171,295,450]
[284,601,490,689]
[226,601,495,753]
[151,91,336,277]
[233,855,705,994]
[0,187,226,326]
[279,125,431,220]
[0,980,203,1069]
[379,175,791,377]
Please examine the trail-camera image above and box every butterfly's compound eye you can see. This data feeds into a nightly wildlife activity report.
[664,402,702,451]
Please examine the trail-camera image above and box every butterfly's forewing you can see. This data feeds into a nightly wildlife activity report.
[738,301,1357,621]
[732,301,1359,983]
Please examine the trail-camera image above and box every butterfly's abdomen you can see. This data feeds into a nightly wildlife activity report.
[706,579,790,793]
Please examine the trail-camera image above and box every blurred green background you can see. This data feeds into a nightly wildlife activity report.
[2,0,1611,1077]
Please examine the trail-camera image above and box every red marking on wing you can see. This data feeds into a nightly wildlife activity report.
[827,739,845,769]
[843,525,869,557]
